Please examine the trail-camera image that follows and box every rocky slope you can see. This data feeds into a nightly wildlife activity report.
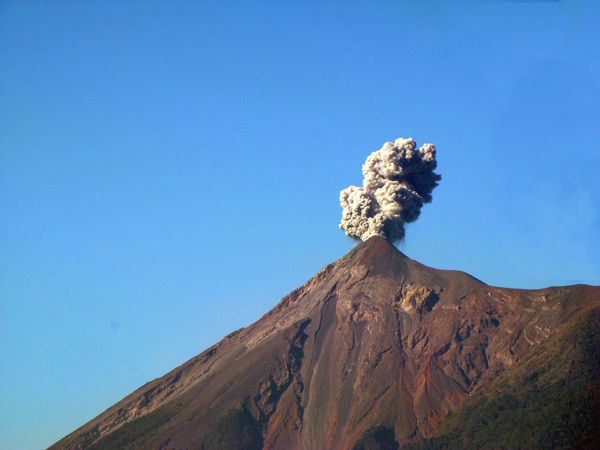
[50,236,600,449]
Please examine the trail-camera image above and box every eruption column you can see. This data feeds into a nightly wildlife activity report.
[339,137,441,242]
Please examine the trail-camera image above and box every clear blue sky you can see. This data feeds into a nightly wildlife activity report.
[1,1,598,448]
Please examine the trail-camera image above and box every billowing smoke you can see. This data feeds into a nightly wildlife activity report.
[339,137,441,242]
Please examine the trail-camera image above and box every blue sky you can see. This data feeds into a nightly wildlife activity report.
[1,1,599,448]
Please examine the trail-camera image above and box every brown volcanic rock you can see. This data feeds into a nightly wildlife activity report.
[50,236,600,450]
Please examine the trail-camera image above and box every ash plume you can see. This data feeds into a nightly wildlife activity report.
[339,137,441,242]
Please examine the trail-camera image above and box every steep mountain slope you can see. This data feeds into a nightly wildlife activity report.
[50,237,600,450]
[404,305,600,450]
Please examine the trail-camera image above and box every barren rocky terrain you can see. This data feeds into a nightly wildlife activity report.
[51,236,600,449]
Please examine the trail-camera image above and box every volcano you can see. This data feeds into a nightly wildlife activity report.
[51,237,600,449]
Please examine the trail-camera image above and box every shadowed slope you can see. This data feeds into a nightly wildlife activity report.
[50,237,600,450]
[403,305,600,450]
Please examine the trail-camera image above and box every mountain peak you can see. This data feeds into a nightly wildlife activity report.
[50,236,600,450]
[344,235,409,277]
[357,235,400,252]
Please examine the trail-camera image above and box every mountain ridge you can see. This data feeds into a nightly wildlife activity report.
[50,236,600,449]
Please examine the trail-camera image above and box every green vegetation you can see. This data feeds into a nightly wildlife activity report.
[353,426,399,450]
[200,406,263,450]
[403,310,600,450]
[90,403,262,450]
[89,406,172,450]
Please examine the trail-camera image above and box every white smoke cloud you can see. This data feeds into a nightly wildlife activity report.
[339,137,441,241]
